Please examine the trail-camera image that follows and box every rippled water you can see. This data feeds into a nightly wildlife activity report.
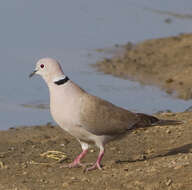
[0,0,192,129]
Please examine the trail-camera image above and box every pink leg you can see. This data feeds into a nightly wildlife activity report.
[60,149,88,168]
[85,149,104,171]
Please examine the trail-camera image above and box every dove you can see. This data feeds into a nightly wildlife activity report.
[29,58,182,171]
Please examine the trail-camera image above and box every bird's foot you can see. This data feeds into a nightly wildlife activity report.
[84,149,104,172]
[60,160,93,169]
[60,149,89,168]
[84,162,102,172]
[60,159,83,168]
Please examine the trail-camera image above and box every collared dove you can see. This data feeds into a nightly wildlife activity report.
[29,58,182,171]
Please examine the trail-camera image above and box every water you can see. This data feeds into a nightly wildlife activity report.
[0,0,192,129]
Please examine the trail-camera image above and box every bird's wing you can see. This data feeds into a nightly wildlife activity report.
[79,93,139,136]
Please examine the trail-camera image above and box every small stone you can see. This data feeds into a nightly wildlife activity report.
[165,178,172,186]
[81,177,89,182]
[179,81,183,85]
[62,182,69,187]
[8,147,15,151]
[0,161,7,169]
[166,129,171,134]
[176,133,182,138]
[183,155,189,160]
[21,148,25,153]
[71,177,77,181]
[146,149,154,154]
[174,165,183,170]
[90,149,95,153]
[125,172,130,177]
[21,163,28,169]
[40,179,48,183]
[22,171,27,175]
[136,168,142,172]
[166,78,174,83]
[170,139,176,144]
[148,166,157,173]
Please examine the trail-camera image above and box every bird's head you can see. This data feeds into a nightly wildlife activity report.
[29,58,66,84]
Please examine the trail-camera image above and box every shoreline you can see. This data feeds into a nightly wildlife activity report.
[94,33,192,100]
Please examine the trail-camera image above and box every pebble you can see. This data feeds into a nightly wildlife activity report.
[21,148,25,153]
[165,178,172,186]
[8,147,15,151]
[146,149,154,154]
[81,177,90,182]
[21,163,28,169]
[174,165,183,170]
[71,177,78,181]
[166,129,171,134]
[40,179,48,184]
[22,171,27,175]
[62,182,70,187]
[148,166,156,172]
[166,78,174,83]
[170,139,176,144]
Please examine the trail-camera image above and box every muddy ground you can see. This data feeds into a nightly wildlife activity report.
[94,33,192,100]
[0,112,191,190]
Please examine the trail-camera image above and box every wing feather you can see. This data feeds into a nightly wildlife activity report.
[79,94,139,136]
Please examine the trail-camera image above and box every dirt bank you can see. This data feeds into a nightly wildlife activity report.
[94,33,192,100]
[0,112,191,190]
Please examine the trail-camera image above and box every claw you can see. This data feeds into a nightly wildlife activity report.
[84,162,103,172]
[84,149,104,172]
[60,160,83,168]
[60,149,88,168]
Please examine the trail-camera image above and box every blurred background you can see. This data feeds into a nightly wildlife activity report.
[0,0,192,129]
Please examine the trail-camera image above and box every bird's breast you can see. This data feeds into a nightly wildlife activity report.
[49,91,82,131]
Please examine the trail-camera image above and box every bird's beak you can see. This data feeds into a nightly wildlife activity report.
[29,70,37,78]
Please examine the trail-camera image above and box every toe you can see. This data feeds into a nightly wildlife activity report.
[84,163,103,172]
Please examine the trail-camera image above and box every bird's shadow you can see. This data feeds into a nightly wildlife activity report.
[115,143,192,164]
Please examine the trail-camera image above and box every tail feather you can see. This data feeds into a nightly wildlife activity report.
[130,113,183,130]
[151,119,183,126]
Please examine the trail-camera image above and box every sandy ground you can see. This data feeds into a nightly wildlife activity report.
[94,33,192,100]
[0,112,191,190]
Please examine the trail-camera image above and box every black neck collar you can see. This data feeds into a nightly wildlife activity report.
[54,76,69,85]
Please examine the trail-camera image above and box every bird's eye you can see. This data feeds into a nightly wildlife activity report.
[40,64,44,68]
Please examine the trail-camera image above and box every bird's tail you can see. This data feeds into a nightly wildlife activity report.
[131,113,183,130]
